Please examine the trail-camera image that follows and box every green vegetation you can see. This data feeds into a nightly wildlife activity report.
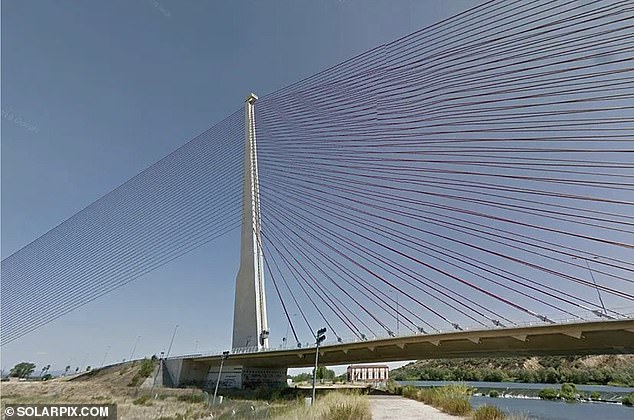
[9,362,36,379]
[622,392,634,407]
[290,366,337,383]
[560,383,578,401]
[538,388,559,400]
[402,384,472,416]
[489,390,499,398]
[537,384,581,401]
[127,358,156,387]
[133,395,152,406]
[272,391,371,420]
[590,391,601,400]
[391,355,634,386]
[473,405,507,420]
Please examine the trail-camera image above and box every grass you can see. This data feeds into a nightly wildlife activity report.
[622,392,634,407]
[401,384,473,415]
[272,391,371,420]
[128,359,156,387]
[473,405,506,420]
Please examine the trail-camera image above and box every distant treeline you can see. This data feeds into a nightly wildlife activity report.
[391,355,634,386]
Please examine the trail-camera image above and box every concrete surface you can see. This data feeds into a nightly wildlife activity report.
[369,395,460,420]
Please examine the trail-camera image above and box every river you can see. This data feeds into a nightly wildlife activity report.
[398,381,634,420]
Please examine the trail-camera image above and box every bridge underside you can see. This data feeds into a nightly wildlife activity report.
[165,319,634,388]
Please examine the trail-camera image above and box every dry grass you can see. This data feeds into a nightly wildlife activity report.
[473,405,506,420]
[0,362,277,420]
[402,384,473,416]
[273,391,371,420]
[0,379,214,419]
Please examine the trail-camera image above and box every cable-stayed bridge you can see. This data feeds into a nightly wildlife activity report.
[2,0,634,389]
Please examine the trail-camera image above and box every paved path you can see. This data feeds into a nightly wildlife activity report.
[369,395,459,420]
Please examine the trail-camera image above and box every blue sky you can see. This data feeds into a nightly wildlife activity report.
[1,0,481,374]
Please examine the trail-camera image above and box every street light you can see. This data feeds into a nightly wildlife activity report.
[130,336,141,362]
[101,345,111,367]
[311,327,327,406]
[213,351,230,406]
[573,256,611,318]
[389,289,400,336]
[166,325,179,359]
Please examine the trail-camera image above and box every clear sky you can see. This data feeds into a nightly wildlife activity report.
[1,0,481,374]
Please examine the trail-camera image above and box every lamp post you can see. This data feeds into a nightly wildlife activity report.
[573,256,609,317]
[213,351,230,406]
[166,325,179,359]
[311,328,327,406]
[101,345,111,367]
[130,336,141,362]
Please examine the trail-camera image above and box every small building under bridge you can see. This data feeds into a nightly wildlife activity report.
[347,364,389,383]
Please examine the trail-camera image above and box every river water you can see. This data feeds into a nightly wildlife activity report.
[398,381,634,420]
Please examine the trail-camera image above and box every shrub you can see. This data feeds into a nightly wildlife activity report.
[473,405,506,420]
[401,385,472,415]
[560,383,577,401]
[622,392,634,407]
[538,388,558,400]
[489,390,500,398]
[128,359,156,387]
[590,391,601,400]
[324,402,371,420]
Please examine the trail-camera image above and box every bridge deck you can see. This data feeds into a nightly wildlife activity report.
[173,319,634,368]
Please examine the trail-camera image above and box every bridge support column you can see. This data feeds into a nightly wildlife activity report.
[232,93,269,351]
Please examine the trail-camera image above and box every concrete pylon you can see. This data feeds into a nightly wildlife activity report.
[232,93,269,351]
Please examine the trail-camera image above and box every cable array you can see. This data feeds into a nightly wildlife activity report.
[1,111,244,345]
[255,0,634,345]
[2,0,633,347]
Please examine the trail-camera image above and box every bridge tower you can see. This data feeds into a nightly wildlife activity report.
[232,93,270,351]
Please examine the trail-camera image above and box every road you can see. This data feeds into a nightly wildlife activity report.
[369,395,459,420]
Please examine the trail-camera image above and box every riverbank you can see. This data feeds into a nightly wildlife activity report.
[391,355,634,387]
[397,381,634,420]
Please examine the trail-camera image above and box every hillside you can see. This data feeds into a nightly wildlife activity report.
[391,355,634,386]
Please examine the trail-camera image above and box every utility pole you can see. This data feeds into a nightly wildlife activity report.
[311,328,327,406]
[213,351,230,405]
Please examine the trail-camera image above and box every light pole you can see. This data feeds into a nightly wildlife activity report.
[573,256,608,317]
[391,290,400,336]
[166,325,179,359]
[311,328,327,406]
[101,345,111,367]
[130,336,141,362]
[213,351,230,405]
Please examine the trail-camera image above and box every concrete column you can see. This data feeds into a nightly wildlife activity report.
[232,93,269,351]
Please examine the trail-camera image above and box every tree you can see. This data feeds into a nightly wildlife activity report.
[39,364,51,378]
[316,366,336,382]
[10,362,36,379]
